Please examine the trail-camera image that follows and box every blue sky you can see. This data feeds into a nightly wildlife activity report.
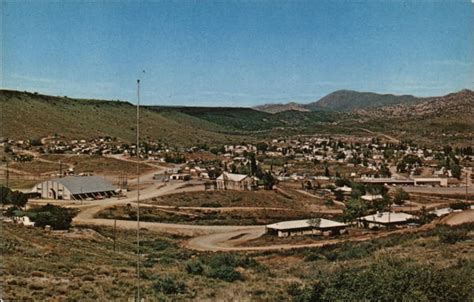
[2,1,473,106]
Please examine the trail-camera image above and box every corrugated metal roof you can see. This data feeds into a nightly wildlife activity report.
[50,176,116,194]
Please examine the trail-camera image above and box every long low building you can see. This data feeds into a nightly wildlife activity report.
[32,176,117,200]
[358,177,448,187]
[266,218,347,237]
[357,212,418,229]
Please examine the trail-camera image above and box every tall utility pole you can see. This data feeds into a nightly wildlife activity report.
[5,160,9,188]
[466,170,469,204]
[136,79,141,302]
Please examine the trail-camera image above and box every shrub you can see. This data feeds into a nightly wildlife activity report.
[437,227,470,244]
[207,266,242,282]
[202,253,256,282]
[185,259,204,275]
[450,202,469,211]
[323,199,334,206]
[152,276,186,295]
[293,257,474,301]
[26,204,78,230]
[287,282,303,296]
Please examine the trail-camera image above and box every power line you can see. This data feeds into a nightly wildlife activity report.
[136,78,141,302]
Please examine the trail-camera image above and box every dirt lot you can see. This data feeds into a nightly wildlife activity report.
[96,205,326,226]
[144,189,339,212]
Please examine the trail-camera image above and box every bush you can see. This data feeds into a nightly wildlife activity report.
[153,276,186,295]
[185,259,204,275]
[323,199,334,206]
[450,202,469,211]
[201,253,256,282]
[207,266,242,282]
[26,204,78,230]
[437,227,470,244]
[293,257,474,301]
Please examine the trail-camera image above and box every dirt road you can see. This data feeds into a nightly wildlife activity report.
[186,222,437,252]
[441,210,474,226]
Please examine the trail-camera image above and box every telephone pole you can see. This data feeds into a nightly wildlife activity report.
[136,78,141,302]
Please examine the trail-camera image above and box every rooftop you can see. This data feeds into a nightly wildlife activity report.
[267,218,347,230]
[217,172,249,182]
[359,212,417,224]
[40,176,116,195]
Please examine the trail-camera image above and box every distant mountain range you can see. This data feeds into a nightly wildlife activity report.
[254,90,424,113]
[1,88,472,147]
[355,89,474,118]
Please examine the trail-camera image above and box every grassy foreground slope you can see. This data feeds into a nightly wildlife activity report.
[0,90,245,146]
[1,223,473,300]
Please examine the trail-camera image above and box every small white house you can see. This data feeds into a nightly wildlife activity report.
[216,172,257,191]
[361,194,384,202]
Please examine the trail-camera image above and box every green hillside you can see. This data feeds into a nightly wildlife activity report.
[306,90,423,112]
[2,89,470,148]
[150,106,339,134]
[0,90,245,146]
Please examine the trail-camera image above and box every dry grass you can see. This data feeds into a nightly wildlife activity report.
[144,190,316,210]
[96,205,318,225]
[1,222,473,301]
[10,160,60,175]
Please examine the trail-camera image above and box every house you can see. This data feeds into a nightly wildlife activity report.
[32,176,117,200]
[412,177,448,187]
[358,212,417,229]
[361,194,384,201]
[266,218,347,237]
[169,173,191,181]
[216,172,256,191]
[335,185,352,194]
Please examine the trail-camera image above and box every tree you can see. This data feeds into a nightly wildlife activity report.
[26,204,78,230]
[324,166,330,177]
[343,198,367,223]
[451,164,461,179]
[334,190,345,202]
[308,217,322,228]
[335,178,351,187]
[256,142,268,153]
[393,188,409,206]
[10,191,28,208]
[0,185,12,206]
[248,153,258,176]
[372,195,392,213]
[262,171,276,190]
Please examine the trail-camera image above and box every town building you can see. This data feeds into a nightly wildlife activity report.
[216,172,257,191]
[32,176,117,200]
[357,212,417,229]
[266,218,347,237]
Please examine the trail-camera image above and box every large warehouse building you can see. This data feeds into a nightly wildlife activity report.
[32,176,117,200]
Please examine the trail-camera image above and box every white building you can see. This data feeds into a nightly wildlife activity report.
[216,172,257,191]
[267,218,347,237]
[358,212,417,229]
[32,176,117,200]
